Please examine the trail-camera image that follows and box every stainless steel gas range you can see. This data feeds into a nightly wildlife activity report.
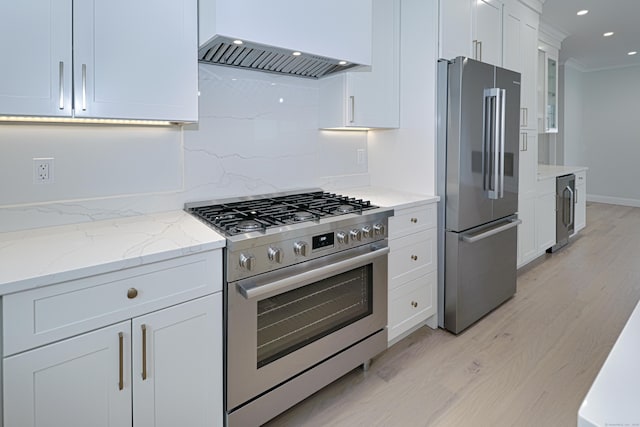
[186,189,393,426]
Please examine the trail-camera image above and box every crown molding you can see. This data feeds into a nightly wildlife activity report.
[539,22,569,49]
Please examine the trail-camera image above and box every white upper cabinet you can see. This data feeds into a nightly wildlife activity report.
[439,0,503,66]
[502,1,538,130]
[473,0,503,66]
[439,0,473,60]
[0,0,73,117]
[318,0,399,129]
[0,0,198,122]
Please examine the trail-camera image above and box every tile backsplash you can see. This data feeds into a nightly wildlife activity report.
[0,65,368,233]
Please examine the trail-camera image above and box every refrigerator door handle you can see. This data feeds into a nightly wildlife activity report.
[484,88,501,200]
[498,88,506,199]
[461,218,522,244]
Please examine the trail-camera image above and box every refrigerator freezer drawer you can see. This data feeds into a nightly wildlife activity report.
[444,216,518,334]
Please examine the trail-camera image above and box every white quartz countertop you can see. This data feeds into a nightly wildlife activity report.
[0,210,225,296]
[578,299,640,426]
[331,186,439,210]
[538,164,588,181]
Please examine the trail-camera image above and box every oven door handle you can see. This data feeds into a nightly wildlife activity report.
[237,246,390,300]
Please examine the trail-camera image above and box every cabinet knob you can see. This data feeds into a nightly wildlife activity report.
[411,301,418,308]
[411,255,418,261]
[127,288,138,299]
[410,218,418,223]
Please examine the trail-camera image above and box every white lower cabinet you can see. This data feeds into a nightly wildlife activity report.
[536,179,556,252]
[4,322,132,427]
[387,203,437,344]
[2,251,223,427]
[574,171,587,234]
[517,193,537,267]
[3,294,221,427]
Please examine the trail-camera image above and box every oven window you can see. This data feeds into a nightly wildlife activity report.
[256,265,373,368]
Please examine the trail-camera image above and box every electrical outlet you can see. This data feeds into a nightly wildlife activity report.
[33,158,54,184]
[357,149,366,165]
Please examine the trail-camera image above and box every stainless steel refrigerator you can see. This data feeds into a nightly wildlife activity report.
[436,57,522,334]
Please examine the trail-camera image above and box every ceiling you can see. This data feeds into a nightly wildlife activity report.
[540,0,640,71]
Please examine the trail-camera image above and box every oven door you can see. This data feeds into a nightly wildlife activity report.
[226,242,389,412]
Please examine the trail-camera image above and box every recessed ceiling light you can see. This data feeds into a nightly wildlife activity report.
[292,51,302,56]
[338,60,348,65]
[628,51,637,56]
[232,39,243,45]
[577,9,589,16]
[603,32,614,37]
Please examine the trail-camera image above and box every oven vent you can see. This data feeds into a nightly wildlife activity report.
[198,37,361,79]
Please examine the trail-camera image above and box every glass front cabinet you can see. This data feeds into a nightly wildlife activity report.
[537,45,559,133]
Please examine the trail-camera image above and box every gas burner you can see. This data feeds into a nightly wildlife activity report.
[235,220,262,232]
[335,205,355,214]
[293,211,315,221]
[186,189,380,237]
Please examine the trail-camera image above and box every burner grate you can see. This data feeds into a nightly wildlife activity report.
[188,191,378,236]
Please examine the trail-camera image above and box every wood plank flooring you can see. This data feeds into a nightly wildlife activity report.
[265,202,640,427]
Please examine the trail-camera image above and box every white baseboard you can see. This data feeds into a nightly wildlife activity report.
[587,194,640,208]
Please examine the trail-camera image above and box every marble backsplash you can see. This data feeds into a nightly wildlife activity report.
[0,65,369,233]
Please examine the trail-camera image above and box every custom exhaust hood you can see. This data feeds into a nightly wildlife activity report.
[198,0,372,79]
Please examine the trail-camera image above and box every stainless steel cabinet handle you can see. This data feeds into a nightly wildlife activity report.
[118,332,124,391]
[141,324,147,381]
[238,246,390,300]
[81,64,87,111]
[58,62,64,110]
[522,107,528,127]
[461,218,522,243]
[349,95,355,123]
[473,40,478,60]
[478,41,483,61]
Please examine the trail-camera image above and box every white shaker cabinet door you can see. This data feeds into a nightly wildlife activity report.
[0,0,73,117]
[72,0,198,121]
[473,0,503,66]
[3,322,132,427]
[132,293,223,427]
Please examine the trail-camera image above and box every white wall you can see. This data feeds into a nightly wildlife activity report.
[563,63,640,206]
[0,65,368,233]
[368,0,438,195]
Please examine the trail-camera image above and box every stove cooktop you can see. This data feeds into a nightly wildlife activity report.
[186,190,378,237]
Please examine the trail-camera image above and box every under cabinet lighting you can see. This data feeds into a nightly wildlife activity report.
[339,61,348,65]
[577,9,589,16]
[603,32,614,37]
[628,51,637,56]
[292,51,302,56]
[0,116,175,126]
[233,39,243,45]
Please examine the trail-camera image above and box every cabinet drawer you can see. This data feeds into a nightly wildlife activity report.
[388,272,436,341]
[389,229,436,289]
[3,250,221,356]
[389,203,436,239]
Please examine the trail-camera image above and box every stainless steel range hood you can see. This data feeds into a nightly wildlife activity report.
[199,37,362,79]
[198,0,372,79]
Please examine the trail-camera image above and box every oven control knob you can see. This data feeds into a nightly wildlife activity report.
[350,229,362,241]
[268,247,284,264]
[373,223,385,236]
[362,225,372,238]
[336,231,349,244]
[239,253,255,271]
[293,241,309,257]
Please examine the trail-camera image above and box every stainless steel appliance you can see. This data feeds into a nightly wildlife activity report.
[186,190,393,426]
[548,173,575,253]
[436,57,522,334]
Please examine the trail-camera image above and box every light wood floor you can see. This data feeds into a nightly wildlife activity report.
[265,202,640,427]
